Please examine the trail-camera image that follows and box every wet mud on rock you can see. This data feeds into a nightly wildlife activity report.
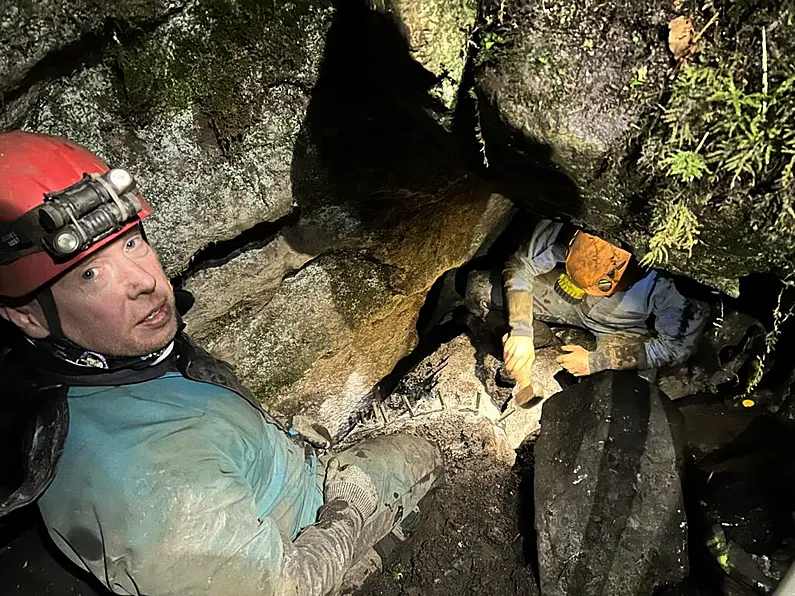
[353,416,539,596]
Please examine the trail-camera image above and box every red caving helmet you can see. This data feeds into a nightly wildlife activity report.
[0,131,153,299]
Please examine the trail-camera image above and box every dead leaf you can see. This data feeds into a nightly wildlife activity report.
[668,16,696,62]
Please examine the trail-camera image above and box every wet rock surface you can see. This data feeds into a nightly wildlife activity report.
[4,1,333,275]
[534,371,689,595]
[476,0,670,182]
[0,0,186,96]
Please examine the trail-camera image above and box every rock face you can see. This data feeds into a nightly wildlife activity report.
[369,0,477,111]
[475,0,795,295]
[0,0,186,95]
[4,0,791,446]
[2,0,515,437]
[3,0,333,275]
[185,191,512,435]
[384,333,563,452]
[534,371,688,595]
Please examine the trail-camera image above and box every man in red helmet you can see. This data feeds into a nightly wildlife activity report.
[0,131,442,595]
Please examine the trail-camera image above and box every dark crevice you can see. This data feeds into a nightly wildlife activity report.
[170,209,300,288]
[374,317,469,402]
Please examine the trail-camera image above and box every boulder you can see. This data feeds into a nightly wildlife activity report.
[384,333,566,453]
[534,371,688,595]
[475,0,795,294]
[369,0,478,111]
[3,0,334,275]
[0,0,186,96]
[185,191,513,436]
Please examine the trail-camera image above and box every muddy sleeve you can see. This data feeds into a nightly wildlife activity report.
[106,451,364,596]
[644,276,709,368]
[588,339,649,373]
[506,289,535,336]
[504,219,567,294]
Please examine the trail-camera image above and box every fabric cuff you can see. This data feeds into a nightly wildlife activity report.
[510,323,534,338]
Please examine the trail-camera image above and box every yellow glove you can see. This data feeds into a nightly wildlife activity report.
[503,333,535,383]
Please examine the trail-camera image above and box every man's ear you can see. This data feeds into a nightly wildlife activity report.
[0,304,50,339]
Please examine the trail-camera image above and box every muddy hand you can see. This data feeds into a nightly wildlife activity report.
[556,345,591,377]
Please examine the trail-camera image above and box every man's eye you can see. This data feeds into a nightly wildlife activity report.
[126,238,139,250]
[81,268,97,281]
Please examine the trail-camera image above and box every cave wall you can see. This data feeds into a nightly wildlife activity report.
[472,0,795,296]
[3,0,793,433]
[1,1,511,436]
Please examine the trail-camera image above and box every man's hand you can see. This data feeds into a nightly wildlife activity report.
[503,334,535,380]
[556,345,592,377]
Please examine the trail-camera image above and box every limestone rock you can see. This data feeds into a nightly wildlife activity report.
[4,0,334,275]
[0,0,186,95]
[475,0,795,294]
[370,0,478,110]
[534,371,688,595]
[186,192,514,436]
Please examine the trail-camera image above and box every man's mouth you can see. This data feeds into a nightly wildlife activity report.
[138,300,170,327]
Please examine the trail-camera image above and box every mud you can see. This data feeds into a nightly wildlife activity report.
[353,414,539,596]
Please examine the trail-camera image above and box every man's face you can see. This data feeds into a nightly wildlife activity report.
[48,227,178,357]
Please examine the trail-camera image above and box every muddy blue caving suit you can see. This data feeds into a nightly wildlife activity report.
[470,219,710,375]
[0,293,442,596]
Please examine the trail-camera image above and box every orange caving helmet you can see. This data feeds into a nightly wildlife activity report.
[564,230,632,297]
[0,131,153,299]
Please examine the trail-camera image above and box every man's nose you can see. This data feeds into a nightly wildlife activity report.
[122,259,157,297]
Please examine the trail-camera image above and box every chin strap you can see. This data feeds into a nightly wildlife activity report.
[30,286,192,371]
[31,284,174,370]
[36,286,66,342]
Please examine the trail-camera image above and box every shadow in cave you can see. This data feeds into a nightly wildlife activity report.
[514,439,541,583]
[285,0,588,330]
[290,1,470,223]
[473,87,584,221]
[0,508,106,596]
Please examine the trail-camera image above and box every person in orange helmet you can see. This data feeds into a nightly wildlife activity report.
[470,219,709,405]
[0,131,442,595]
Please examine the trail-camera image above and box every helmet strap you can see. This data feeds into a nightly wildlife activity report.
[37,286,66,342]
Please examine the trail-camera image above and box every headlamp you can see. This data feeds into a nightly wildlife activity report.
[39,169,142,258]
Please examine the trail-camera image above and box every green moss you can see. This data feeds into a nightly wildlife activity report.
[640,199,701,267]
[745,283,794,394]
[638,1,795,265]
[115,0,328,150]
[475,31,508,66]
[662,149,710,182]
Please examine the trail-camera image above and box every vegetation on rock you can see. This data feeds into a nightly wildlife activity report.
[115,0,330,152]
[638,1,795,272]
